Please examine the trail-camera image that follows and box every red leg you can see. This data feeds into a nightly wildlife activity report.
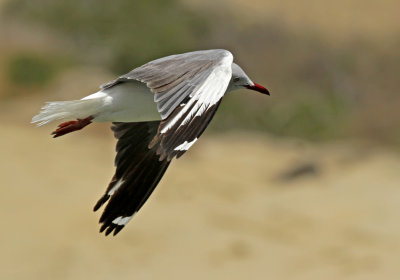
[51,116,94,138]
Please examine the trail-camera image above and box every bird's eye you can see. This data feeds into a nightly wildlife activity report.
[233,77,240,82]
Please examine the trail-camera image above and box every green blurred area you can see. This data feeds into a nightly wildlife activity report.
[1,0,399,145]
[6,52,74,88]
[4,0,209,72]
[7,54,54,86]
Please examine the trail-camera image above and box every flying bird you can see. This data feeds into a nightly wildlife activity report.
[32,49,269,236]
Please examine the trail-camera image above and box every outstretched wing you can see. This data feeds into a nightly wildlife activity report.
[101,49,233,120]
[94,50,233,236]
[148,51,232,160]
[94,121,170,236]
[102,49,233,161]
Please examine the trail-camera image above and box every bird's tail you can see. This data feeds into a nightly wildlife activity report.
[31,98,104,126]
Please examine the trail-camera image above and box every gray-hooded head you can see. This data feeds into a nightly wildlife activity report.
[227,63,269,95]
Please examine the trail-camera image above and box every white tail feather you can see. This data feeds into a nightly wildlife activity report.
[31,98,105,126]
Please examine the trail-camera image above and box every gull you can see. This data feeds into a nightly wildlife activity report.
[32,49,270,236]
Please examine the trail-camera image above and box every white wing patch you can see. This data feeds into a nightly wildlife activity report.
[174,138,198,151]
[112,215,133,226]
[107,179,124,196]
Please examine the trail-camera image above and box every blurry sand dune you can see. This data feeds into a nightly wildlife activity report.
[1,119,400,280]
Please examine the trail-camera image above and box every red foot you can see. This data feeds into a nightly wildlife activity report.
[52,116,94,138]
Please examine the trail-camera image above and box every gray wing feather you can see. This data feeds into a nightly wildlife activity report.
[100,49,233,119]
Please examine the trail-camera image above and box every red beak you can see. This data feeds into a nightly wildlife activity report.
[245,83,270,95]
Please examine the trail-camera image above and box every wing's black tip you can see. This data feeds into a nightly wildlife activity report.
[113,225,124,236]
[99,223,108,233]
[93,195,109,212]
[99,223,124,236]
[95,121,171,237]
[105,224,117,236]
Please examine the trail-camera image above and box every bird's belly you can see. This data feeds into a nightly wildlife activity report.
[92,81,162,122]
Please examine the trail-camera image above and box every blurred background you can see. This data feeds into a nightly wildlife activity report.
[1,0,400,279]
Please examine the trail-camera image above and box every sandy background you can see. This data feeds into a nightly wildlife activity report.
[1,115,400,279]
